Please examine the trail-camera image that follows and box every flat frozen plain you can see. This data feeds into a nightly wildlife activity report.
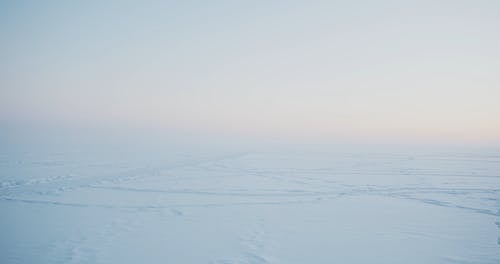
[1,142,499,263]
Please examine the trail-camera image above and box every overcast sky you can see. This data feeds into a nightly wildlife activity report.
[1,1,499,144]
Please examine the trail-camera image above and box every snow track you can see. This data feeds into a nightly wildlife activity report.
[1,149,499,263]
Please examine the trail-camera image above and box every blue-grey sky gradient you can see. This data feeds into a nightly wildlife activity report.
[2,1,500,143]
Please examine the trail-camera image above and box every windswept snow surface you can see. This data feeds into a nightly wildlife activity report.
[1,143,499,263]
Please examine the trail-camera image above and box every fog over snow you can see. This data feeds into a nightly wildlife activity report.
[1,1,500,263]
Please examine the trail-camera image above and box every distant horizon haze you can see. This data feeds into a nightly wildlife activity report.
[1,1,499,145]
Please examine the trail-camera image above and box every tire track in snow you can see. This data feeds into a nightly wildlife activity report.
[0,152,251,197]
[0,195,322,210]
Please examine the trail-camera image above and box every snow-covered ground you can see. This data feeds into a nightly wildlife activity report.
[1,141,499,263]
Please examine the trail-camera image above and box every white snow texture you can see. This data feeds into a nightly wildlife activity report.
[1,142,499,264]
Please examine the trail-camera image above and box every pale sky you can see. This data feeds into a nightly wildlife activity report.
[1,1,500,144]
